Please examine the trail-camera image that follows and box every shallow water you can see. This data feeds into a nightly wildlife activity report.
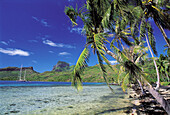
[0,86,132,115]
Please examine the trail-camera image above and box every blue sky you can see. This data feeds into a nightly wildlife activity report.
[0,0,169,73]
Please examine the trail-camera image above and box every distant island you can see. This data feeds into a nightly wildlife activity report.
[0,61,116,83]
[0,60,169,86]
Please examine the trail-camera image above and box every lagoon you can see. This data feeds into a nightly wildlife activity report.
[0,82,132,115]
[0,81,106,87]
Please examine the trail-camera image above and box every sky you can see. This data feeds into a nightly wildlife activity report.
[0,0,169,73]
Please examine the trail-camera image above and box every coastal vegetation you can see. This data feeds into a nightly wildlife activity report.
[0,63,117,83]
[0,0,169,114]
[64,0,170,114]
[0,60,168,84]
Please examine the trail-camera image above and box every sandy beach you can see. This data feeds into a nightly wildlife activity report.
[0,85,132,115]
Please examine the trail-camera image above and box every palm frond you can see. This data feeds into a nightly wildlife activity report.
[96,50,114,93]
[73,47,90,90]
[101,3,112,29]
[101,1,114,28]
[65,6,78,26]
[151,5,170,30]
[147,22,158,56]
[123,60,142,77]
[139,17,146,42]
[121,72,130,92]
[111,45,129,63]
[119,34,133,46]
[93,33,105,55]
[117,66,124,84]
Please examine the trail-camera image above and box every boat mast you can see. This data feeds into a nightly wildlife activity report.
[19,65,23,80]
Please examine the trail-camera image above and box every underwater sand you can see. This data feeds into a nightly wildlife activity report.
[0,86,132,115]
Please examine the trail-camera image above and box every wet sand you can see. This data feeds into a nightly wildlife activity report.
[0,86,132,115]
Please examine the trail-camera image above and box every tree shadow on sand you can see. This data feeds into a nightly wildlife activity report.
[95,106,132,114]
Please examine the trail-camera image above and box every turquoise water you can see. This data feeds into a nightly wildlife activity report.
[0,81,106,87]
[0,81,131,114]
[0,85,131,115]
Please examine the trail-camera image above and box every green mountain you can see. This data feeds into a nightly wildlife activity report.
[1,60,167,84]
[0,67,38,81]
[52,61,70,72]
[0,61,117,83]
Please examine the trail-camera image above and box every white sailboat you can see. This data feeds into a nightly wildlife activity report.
[18,65,27,82]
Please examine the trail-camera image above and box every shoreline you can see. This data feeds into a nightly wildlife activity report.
[128,85,169,115]
[0,85,133,115]
[25,86,133,115]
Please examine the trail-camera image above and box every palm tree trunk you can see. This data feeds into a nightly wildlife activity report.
[137,78,145,95]
[103,46,117,59]
[165,72,169,82]
[146,85,170,114]
[145,34,160,90]
[154,20,170,48]
[119,38,125,50]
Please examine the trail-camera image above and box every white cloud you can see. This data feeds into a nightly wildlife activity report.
[43,39,75,48]
[0,41,8,45]
[0,39,16,45]
[28,40,38,43]
[64,44,76,48]
[32,16,39,21]
[41,19,50,27]
[103,60,118,64]
[49,51,54,53]
[59,52,71,56]
[43,40,57,47]
[0,48,30,56]
[69,27,84,34]
[9,39,15,43]
[32,16,50,27]
[32,60,37,63]
[109,60,118,64]
[68,0,74,2]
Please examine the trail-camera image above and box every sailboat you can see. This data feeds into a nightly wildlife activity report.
[18,65,27,82]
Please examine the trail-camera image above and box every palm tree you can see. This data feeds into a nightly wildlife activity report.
[141,0,170,47]
[65,0,170,113]
[157,54,170,82]
[127,2,161,89]
[65,0,116,91]
[65,0,141,90]
[145,34,160,90]
[114,45,148,94]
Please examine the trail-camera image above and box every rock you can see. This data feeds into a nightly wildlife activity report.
[0,67,34,71]
[10,110,20,113]
[10,104,16,106]
[131,99,140,106]
[52,61,70,72]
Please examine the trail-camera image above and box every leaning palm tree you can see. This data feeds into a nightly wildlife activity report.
[157,54,170,82]
[114,45,148,94]
[65,0,170,113]
[65,0,139,90]
[145,33,160,90]
[140,0,170,47]
[130,2,161,89]
[65,0,116,91]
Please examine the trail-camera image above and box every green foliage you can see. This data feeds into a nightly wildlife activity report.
[53,61,70,72]
[64,6,78,26]
[147,22,158,55]
[161,82,170,86]
[64,0,170,93]
[121,73,129,92]
[0,65,118,83]
[73,47,90,90]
